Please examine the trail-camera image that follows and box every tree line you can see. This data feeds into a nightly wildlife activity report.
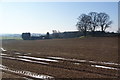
[76,12,112,36]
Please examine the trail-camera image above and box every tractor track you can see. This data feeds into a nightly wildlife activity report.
[1,55,119,78]
[1,48,119,78]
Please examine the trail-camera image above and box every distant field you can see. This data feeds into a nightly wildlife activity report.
[0,36,22,40]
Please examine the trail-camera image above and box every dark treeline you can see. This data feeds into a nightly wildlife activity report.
[22,31,118,40]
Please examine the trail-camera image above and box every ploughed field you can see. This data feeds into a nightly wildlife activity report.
[1,37,119,79]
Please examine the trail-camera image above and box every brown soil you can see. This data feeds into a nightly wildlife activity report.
[1,37,119,79]
[2,37,118,63]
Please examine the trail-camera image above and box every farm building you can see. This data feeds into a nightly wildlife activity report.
[21,32,49,40]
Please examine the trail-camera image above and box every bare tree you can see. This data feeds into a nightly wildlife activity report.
[76,14,91,36]
[97,13,112,32]
[88,12,99,32]
[52,30,61,38]
[46,32,50,39]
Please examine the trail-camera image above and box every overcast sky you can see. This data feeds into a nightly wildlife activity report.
[0,2,118,34]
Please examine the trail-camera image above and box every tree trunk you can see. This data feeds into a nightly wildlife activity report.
[92,31,95,37]
[92,26,96,37]
[101,25,104,32]
[84,26,87,36]
[84,31,86,36]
